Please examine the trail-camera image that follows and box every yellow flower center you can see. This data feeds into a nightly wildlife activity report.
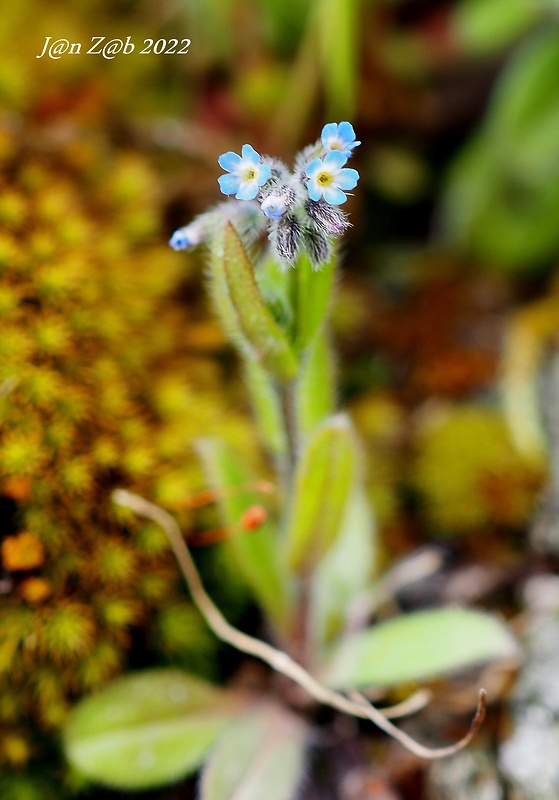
[317,171,333,186]
[243,167,257,181]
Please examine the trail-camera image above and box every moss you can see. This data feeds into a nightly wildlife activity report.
[0,117,254,773]
[412,405,545,534]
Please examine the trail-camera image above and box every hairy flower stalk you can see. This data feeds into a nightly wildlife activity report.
[169,121,360,269]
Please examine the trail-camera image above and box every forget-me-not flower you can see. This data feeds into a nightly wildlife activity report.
[321,122,361,158]
[218,144,271,201]
[305,151,359,205]
[170,122,361,268]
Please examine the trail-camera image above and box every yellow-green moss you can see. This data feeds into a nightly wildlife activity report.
[0,118,254,773]
[411,405,545,534]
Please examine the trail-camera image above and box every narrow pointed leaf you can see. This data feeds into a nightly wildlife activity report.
[244,359,288,460]
[196,438,291,630]
[295,326,336,438]
[285,413,357,574]
[323,608,518,689]
[292,250,336,352]
[222,223,298,381]
[255,254,294,333]
[200,702,308,800]
[453,0,538,57]
[63,669,241,790]
[442,29,559,267]
[208,230,254,362]
[309,486,376,654]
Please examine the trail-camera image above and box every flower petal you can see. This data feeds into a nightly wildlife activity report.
[218,173,241,195]
[323,150,348,171]
[236,181,259,201]
[306,179,323,202]
[338,121,355,143]
[241,144,261,165]
[305,158,324,179]
[322,185,347,205]
[336,168,359,190]
[321,122,338,143]
[218,151,242,171]
[256,163,271,185]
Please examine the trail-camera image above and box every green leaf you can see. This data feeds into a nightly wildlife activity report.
[452,0,539,57]
[323,608,517,689]
[255,254,294,333]
[208,229,254,362]
[291,250,336,352]
[63,669,241,790]
[196,438,292,630]
[488,27,559,145]
[442,28,559,268]
[244,359,288,461]
[221,223,298,381]
[295,326,336,438]
[285,413,357,575]
[309,487,376,654]
[200,702,308,800]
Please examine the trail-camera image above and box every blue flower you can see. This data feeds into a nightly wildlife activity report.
[217,144,271,201]
[305,151,359,205]
[321,122,361,158]
[169,224,203,250]
[260,186,295,219]
[261,195,287,219]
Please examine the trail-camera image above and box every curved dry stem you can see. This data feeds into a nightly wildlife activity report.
[378,688,432,720]
[113,489,485,759]
[348,689,486,760]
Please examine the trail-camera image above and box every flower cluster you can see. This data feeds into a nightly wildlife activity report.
[169,122,360,269]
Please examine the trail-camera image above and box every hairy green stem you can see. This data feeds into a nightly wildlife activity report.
[278,380,299,481]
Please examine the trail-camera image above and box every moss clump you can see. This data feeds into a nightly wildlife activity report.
[411,405,545,534]
[0,119,253,773]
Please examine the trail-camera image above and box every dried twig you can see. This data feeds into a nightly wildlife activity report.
[113,489,486,759]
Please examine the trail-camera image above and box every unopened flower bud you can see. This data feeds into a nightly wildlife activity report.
[303,227,330,268]
[169,223,204,251]
[261,186,296,219]
[306,199,350,237]
[272,215,302,266]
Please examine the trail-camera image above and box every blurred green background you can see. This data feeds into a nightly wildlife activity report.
[1,0,559,797]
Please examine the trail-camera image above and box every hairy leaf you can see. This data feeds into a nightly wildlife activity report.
[63,669,241,790]
[323,608,517,688]
[244,359,288,461]
[208,229,254,361]
[221,223,298,381]
[309,487,375,654]
[291,250,336,352]
[200,702,308,800]
[295,326,336,438]
[285,414,357,574]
